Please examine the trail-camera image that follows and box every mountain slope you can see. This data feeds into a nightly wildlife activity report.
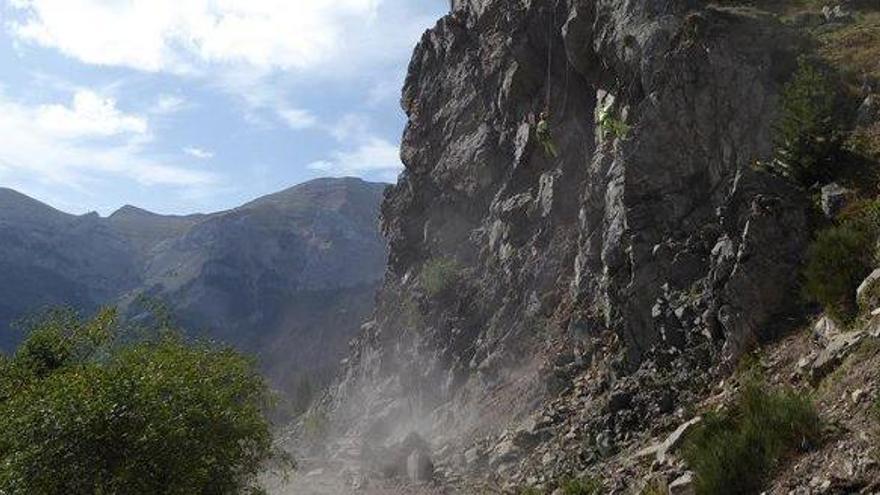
[0,178,388,393]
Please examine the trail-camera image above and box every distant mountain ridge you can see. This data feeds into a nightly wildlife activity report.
[0,178,388,393]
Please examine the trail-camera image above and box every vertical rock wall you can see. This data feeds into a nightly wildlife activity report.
[320,0,811,475]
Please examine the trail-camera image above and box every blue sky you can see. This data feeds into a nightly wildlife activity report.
[0,0,447,215]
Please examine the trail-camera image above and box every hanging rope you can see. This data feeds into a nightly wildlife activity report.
[559,53,571,120]
[544,0,558,113]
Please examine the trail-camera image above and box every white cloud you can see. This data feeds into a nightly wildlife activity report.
[329,113,371,141]
[151,94,187,115]
[183,146,214,159]
[7,0,389,74]
[0,89,218,190]
[307,136,401,181]
[278,108,317,130]
[36,90,147,138]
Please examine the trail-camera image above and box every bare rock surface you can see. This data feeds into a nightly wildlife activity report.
[279,0,819,493]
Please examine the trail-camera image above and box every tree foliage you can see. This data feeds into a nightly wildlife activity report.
[0,308,286,495]
[804,199,880,323]
[770,58,845,186]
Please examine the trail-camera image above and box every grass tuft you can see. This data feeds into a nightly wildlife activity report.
[683,378,821,495]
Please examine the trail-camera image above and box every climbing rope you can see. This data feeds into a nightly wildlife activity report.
[544,0,560,113]
[559,41,571,120]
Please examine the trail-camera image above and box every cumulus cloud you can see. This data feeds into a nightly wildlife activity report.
[183,146,214,159]
[0,89,218,189]
[307,136,401,182]
[151,94,188,115]
[7,0,394,74]
[36,90,147,138]
[278,108,317,130]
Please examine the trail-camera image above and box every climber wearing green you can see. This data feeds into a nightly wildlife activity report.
[536,111,558,158]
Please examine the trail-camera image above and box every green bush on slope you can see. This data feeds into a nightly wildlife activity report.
[804,221,874,322]
[683,378,820,495]
[558,477,603,495]
[804,199,880,323]
[769,58,845,186]
[0,307,286,495]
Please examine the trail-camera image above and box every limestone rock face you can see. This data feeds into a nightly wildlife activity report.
[320,0,811,484]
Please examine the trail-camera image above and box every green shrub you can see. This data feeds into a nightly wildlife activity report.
[804,221,874,322]
[770,58,845,186]
[559,477,602,495]
[840,197,880,239]
[598,108,630,139]
[0,308,286,494]
[302,410,329,441]
[683,379,820,495]
[640,479,667,495]
[420,257,461,298]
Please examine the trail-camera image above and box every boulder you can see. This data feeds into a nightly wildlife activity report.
[810,331,865,384]
[512,417,552,448]
[813,315,843,346]
[820,183,852,218]
[669,472,696,495]
[635,416,702,464]
[377,432,433,480]
[857,268,880,312]
[823,5,854,24]
[489,440,521,468]
[406,450,434,483]
[857,94,880,126]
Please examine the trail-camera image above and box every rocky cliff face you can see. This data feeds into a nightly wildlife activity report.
[312,0,813,491]
[0,178,387,394]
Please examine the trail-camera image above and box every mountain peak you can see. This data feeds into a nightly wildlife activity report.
[243,177,388,213]
[109,204,157,219]
[0,187,69,222]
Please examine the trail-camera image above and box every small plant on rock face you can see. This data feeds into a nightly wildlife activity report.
[598,107,630,140]
[420,257,462,298]
[683,377,820,495]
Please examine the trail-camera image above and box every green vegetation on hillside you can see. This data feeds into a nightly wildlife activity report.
[0,308,288,495]
[558,477,603,495]
[768,58,845,186]
[804,221,873,322]
[683,378,820,495]
[420,257,462,298]
[804,199,880,322]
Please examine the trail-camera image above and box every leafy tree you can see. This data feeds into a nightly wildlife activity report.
[0,308,288,495]
[771,58,844,186]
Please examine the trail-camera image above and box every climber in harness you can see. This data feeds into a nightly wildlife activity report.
[536,110,558,159]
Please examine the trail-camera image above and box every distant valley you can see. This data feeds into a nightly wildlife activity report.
[0,177,388,396]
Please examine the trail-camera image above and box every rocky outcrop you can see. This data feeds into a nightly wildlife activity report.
[310,0,812,491]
